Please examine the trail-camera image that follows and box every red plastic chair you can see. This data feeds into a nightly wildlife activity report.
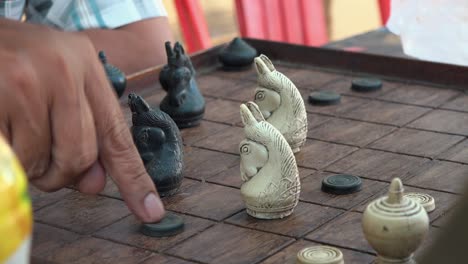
[174,0,392,52]
[379,0,391,24]
[235,0,328,46]
[174,0,212,53]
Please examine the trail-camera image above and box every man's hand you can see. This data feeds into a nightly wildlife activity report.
[0,19,164,222]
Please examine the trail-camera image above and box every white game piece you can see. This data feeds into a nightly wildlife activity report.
[296,246,344,264]
[405,192,436,213]
[362,178,429,264]
[253,54,307,153]
[239,102,300,219]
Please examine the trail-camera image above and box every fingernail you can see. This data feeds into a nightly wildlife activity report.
[143,192,165,222]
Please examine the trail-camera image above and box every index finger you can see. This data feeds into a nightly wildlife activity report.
[84,52,165,223]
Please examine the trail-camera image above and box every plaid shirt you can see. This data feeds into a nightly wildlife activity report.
[0,0,167,30]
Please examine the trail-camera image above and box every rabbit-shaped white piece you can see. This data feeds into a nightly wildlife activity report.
[253,54,307,153]
[239,102,300,219]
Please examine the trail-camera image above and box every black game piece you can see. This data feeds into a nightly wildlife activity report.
[99,51,126,98]
[128,93,184,197]
[140,212,185,237]
[219,37,257,71]
[351,78,382,92]
[308,91,341,105]
[159,42,205,129]
[321,174,362,195]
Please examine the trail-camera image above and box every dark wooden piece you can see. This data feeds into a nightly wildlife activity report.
[219,37,257,71]
[351,78,382,92]
[129,93,184,196]
[99,51,126,98]
[308,91,342,106]
[160,42,205,128]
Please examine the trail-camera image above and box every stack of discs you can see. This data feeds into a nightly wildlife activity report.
[296,246,344,264]
[404,192,436,213]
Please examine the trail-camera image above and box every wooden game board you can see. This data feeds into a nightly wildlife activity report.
[30,39,468,264]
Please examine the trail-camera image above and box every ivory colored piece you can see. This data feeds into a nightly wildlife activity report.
[296,246,344,264]
[253,54,307,153]
[362,178,429,264]
[239,102,300,219]
[404,192,436,213]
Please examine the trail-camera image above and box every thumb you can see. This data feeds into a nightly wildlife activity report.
[85,60,165,223]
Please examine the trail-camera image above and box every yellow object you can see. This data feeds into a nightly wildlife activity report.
[0,136,32,263]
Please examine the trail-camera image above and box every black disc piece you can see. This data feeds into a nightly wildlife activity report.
[351,78,382,92]
[308,91,341,106]
[321,174,362,195]
[140,212,184,237]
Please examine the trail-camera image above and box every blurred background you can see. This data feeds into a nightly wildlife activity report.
[163,0,383,48]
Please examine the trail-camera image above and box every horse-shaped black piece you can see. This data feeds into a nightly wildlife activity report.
[159,41,205,128]
[128,93,184,197]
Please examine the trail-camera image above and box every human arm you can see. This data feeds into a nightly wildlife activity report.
[0,18,164,222]
[80,16,174,74]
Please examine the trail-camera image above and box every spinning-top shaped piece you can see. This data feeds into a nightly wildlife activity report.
[239,102,300,219]
[219,37,257,71]
[128,93,184,197]
[362,178,429,264]
[159,41,205,128]
[99,51,126,98]
[253,54,307,153]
